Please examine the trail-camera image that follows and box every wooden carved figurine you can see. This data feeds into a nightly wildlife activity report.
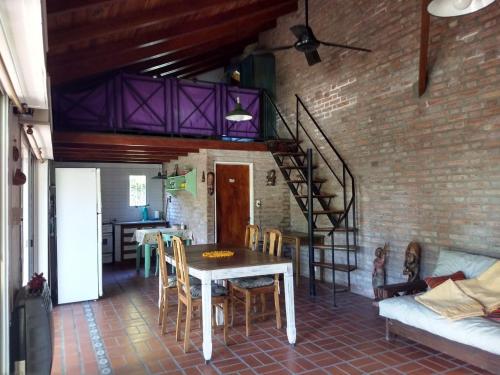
[266,169,276,186]
[372,243,389,301]
[403,241,421,282]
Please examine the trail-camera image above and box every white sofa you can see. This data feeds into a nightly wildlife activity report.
[379,250,500,372]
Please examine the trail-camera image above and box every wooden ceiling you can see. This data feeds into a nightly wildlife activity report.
[46,0,298,86]
[53,132,268,164]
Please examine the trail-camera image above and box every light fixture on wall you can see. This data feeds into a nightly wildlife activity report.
[427,0,495,17]
[152,166,168,179]
[225,97,252,122]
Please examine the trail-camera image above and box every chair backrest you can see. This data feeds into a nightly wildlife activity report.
[245,224,260,251]
[156,232,169,288]
[263,229,282,257]
[171,235,191,298]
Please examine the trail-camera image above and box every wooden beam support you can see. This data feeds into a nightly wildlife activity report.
[138,38,253,76]
[53,132,269,152]
[53,142,198,154]
[158,54,236,78]
[419,0,431,97]
[54,149,187,159]
[46,0,117,16]
[177,61,230,80]
[50,0,239,50]
[48,1,296,84]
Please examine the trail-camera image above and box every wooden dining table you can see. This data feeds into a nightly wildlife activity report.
[161,243,296,362]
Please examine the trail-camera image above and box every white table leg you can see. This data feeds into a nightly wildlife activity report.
[201,272,213,362]
[284,264,296,345]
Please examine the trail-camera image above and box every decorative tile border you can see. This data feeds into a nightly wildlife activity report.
[83,302,113,375]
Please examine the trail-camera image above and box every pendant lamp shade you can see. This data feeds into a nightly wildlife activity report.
[427,0,495,17]
[225,97,252,122]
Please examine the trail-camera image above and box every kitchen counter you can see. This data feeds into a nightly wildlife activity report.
[115,220,165,226]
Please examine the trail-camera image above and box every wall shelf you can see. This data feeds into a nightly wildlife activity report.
[165,169,197,197]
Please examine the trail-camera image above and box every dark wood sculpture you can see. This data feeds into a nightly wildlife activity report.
[403,241,421,282]
[372,243,389,301]
[377,241,426,300]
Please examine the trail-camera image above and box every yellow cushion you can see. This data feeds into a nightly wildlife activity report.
[456,261,500,313]
[415,279,484,320]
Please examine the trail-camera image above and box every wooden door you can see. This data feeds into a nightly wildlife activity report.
[216,164,250,246]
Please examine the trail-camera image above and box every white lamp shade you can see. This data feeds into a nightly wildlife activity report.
[428,0,496,17]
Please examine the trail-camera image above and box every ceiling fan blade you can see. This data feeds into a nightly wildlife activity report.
[319,40,371,52]
[304,50,321,66]
[290,24,308,39]
[252,45,295,55]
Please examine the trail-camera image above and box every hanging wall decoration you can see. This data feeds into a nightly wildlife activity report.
[207,172,215,196]
[266,169,276,186]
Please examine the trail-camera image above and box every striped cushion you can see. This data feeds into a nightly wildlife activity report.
[166,275,201,288]
[187,283,228,298]
[231,277,274,289]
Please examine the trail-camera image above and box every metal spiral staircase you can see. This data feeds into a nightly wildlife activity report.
[262,92,358,305]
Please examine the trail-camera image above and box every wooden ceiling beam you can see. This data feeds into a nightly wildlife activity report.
[165,58,230,79]
[48,1,296,84]
[133,37,255,75]
[54,151,170,160]
[155,48,242,78]
[46,0,118,16]
[53,132,268,152]
[53,142,198,154]
[50,0,240,50]
[177,61,231,80]
[54,155,170,164]
[419,0,431,97]
[54,149,187,159]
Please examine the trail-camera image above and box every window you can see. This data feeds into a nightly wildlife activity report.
[129,175,147,206]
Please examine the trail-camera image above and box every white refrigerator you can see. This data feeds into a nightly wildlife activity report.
[56,168,102,304]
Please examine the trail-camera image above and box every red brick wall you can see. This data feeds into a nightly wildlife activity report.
[260,1,500,296]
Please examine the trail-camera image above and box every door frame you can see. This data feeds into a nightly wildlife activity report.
[214,162,254,243]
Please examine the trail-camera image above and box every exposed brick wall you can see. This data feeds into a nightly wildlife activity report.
[164,149,290,244]
[260,1,500,296]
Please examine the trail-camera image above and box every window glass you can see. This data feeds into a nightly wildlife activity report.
[129,175,146,206]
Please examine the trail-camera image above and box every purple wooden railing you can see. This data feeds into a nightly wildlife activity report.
[52,73,261,139]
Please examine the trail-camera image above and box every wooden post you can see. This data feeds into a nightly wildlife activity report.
[419,0,431,96]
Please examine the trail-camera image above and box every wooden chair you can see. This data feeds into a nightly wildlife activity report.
[245,224,260,251]
[230,228,283,336]
[156,232,177,335]
[171,236,229,353]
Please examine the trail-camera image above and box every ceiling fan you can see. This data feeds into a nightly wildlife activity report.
[254,0,371,66]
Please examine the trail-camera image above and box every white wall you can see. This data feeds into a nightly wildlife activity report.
[53,162,164,223]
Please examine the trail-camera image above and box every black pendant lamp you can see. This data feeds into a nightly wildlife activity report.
[225,96,252,122]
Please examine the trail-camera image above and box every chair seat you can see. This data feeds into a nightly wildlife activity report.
[166,275,201,288]
[186,283,228,298]
[230,276,275,289]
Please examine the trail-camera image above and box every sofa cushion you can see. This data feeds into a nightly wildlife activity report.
[425,271,465,289]
[379,295,500,355]
[432,250,497,279]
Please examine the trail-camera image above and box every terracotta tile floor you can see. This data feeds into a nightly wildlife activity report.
[51,264,492,375]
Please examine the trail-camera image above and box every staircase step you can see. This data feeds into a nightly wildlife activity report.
[303,209,345,215]
[312,244,358,251]
[286,179,327,184]
[314,227,357,233]
[312,262,357,272]
[280,165,317,170]
[273,152,305,158]
[294,194,337,199]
